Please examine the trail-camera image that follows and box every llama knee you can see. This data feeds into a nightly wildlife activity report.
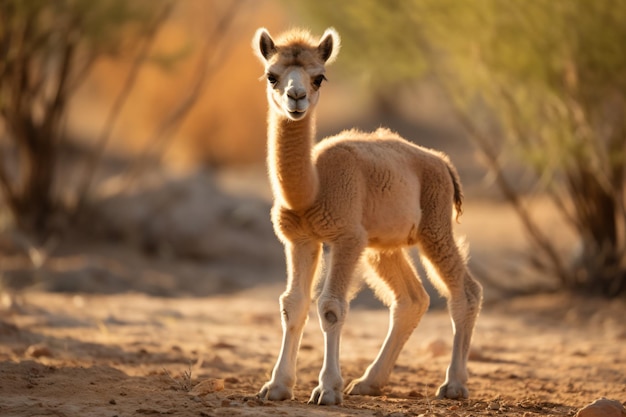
[464,274,483,314]
[317,296,348,331]
[394,284,429,328]
[280,291,310,330]
[448,273,482,321]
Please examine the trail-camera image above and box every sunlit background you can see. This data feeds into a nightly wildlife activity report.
[1,0,625,300]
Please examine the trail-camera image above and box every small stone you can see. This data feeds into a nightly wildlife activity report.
[575,398,626,417]
[425,338,449,357]
[109,399,116,405]
[488,401,501,410]
[25,344,52,358]
[408,390,423,398]
[473,401,488,410]
[246,396,269,407]
[468,345,485,361]
[0,321,19,335]
[189,379,224,396]
[212,341,236,350]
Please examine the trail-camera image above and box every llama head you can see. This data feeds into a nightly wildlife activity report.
[253,27,340,121]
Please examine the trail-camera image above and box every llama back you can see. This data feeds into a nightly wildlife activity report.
[315,127,463,221]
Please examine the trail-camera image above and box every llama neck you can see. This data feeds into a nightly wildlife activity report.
[267,111,319,210]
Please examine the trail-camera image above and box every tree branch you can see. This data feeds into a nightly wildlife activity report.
[43,29,77,142]
[72,3,172,215]
[0,150,18,214]
[121,1,241,186]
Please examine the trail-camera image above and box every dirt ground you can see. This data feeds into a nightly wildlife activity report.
[1,284,625,417]
[1,171,625,417]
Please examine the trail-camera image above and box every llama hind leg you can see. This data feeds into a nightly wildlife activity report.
[418,232,482,399]
[346,249,429,396]
[258,241,321,401]
[309,235,366,405]
[437,268,482,399]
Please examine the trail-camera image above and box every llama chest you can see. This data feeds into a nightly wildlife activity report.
[271,200,363,244]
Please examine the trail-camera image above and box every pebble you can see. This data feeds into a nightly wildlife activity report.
[189,379,225,396]
[408,390,423,398]
[425,338,449,357]
[25,344,53,358]
[488,401,501,410]
[575,398,626,417]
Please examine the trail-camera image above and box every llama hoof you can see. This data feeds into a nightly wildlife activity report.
[344,378,383,396]
[308,385,343,405]
[258,381,293,401]
[436,381,469,400]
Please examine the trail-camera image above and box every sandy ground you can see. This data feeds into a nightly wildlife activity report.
[1,286,625,417]
[0,169,625,416]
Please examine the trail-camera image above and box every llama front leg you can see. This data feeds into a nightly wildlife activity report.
[309,236,365,405]
[258,241,321,401]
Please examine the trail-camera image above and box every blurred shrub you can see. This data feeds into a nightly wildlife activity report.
[0,0,167,236]
[301,0,626,296]
[72,1,271,170]
[0,0,263,241]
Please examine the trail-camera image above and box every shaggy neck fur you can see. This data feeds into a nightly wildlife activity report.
[267,110,319,210]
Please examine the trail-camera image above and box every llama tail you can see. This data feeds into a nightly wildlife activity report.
[445,161,464,222]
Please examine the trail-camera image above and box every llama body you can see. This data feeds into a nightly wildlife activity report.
[253,27,482,406]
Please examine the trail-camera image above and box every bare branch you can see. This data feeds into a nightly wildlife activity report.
[66,49,98,96]
[0,152,18,214]
[496,87,582,233]
[458,102,569,284]
[411,25,571,286]
[73,3,172,215]
[43,30,77,142]
[121,1,241,186]
[546,185,582,234]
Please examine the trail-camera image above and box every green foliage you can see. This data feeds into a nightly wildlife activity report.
[292,1,428,86]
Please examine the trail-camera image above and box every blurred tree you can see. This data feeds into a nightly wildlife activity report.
[300,0,626,296]
[0,0,168,237]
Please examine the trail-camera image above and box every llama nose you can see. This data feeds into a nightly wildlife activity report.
[287,87,306,101]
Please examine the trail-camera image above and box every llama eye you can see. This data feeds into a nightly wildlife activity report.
[267,73,278,86]
[313,75,327,88]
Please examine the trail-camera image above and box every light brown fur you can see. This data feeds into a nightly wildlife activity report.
[253,27,482,406]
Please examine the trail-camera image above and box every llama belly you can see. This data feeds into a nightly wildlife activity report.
[364,209,423,248]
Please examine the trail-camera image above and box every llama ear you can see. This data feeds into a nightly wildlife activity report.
[317,28,341,64]
[253,28,276,61]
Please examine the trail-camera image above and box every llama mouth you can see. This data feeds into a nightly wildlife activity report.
[288,110,306,120]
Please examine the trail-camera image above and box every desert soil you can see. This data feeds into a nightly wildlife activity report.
[0,171,625,417]
[1,285,625,417]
